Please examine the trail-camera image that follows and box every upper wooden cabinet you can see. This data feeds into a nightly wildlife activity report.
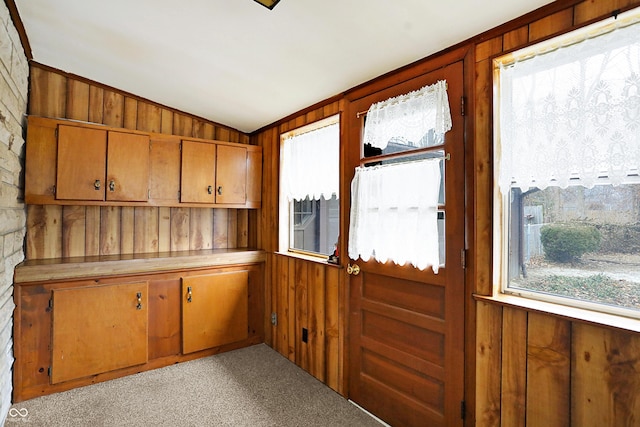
[55,125,150,202]
[180,140,247,205]
[106,132,151,201]
[180,140,217,204]
[25,116,262,208]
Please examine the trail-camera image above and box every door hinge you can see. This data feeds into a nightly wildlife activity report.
[461,96,465,116]
[271,312,278,326]
[460,400,466,420]
[461,249,467,269]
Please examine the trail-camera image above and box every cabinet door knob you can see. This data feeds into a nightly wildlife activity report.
[217,186,223,195]
[94,179,101,190]
[109,180,115,192]
[136,292,142,310]
[207,186,213,195]
[187,286,192,303]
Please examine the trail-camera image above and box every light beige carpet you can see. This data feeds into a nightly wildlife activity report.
[5,344,381,426]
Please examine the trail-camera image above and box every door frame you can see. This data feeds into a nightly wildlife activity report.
[339,45,475,425]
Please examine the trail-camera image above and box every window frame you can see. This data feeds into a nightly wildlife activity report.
[278,115,340,260]
[492,10,640,322]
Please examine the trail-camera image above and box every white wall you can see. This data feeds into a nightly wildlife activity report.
[0,1,28,423]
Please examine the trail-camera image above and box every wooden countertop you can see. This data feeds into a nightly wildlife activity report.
[14,249,266,284]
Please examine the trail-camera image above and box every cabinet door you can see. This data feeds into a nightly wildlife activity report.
[246,149,262,206]
[149,139,181,203]
[56,125,107,201]
[106,131,150,201]
[50,282,148,384]
[180,140,216,203]
[181,271,248,354]
[216,145,247,204]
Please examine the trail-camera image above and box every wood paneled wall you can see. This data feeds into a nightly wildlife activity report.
[254,100,347,393]
[254,0,640,422]
[26,64,254,260]
[266,253,345,394]
[472,1,640,426]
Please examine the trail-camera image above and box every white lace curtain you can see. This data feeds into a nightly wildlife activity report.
[498,17,640,193]
[282,122,339,200]
[348,159,442,273]
[363,80,452,149]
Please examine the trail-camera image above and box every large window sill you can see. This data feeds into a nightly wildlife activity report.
[474,293,640,334]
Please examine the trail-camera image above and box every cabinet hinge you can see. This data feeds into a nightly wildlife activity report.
[52,185,56,196]
[271,312,277,326]
[460,400,466,420]
[48,298,53,309]
[461,96,465,116]
[461,249,467,270]
[54,128,58,138]
[48,366,52,377]
[148,189,151,200]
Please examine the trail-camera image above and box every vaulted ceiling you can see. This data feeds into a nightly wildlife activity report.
[14,0,554,133]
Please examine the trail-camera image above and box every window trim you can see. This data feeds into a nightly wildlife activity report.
[492,9,640,323]
[278,115,340,259]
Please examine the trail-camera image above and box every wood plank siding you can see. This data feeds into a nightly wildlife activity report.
[26,64,255,260]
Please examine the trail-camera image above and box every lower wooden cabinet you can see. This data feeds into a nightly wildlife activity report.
[182,272,249,354]
[13,262,263,402]
[51,282,149,384]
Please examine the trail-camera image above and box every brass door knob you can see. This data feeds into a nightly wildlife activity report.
[346,264,360,275]
[94,179,101,190]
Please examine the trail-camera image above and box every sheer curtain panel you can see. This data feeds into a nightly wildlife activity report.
[363,80,452,150]
[497,17,640,193]
[282,123,340,200]
[348,159,442,273]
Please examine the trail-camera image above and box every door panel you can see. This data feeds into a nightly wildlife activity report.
[348,60,465,427]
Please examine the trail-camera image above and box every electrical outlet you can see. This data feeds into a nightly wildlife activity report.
[302,328,308,343]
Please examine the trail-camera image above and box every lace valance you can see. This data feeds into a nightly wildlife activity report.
[497,18,640,192]
[363,80,452,150]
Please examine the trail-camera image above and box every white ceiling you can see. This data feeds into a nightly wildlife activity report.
[15,0,554,133]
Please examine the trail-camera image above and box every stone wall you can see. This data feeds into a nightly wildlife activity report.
[0,1,28,424]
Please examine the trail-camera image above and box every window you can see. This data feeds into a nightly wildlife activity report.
[494,9,640,318]
[279,116,340,257]
[349,80,451,273]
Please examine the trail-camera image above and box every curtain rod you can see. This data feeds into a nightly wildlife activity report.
[361,151,450,167]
